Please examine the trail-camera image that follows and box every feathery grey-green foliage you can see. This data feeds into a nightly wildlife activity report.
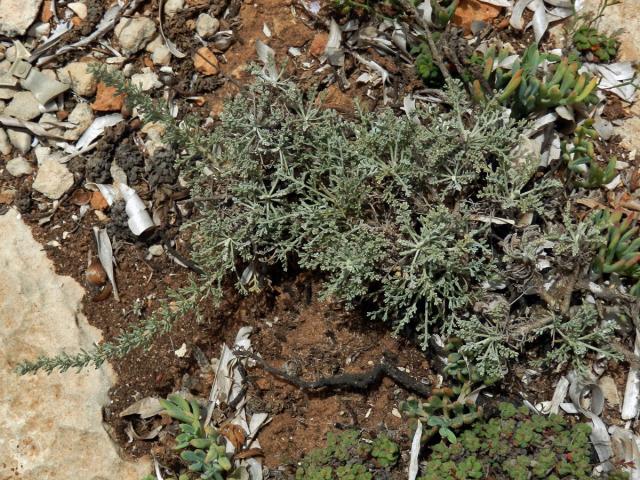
[182,77,532,350]
[19,71,608,380]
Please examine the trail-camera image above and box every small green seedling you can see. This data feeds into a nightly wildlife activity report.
[159,394,233,480]
[573,26,620,62]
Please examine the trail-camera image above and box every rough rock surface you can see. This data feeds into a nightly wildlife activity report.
[31,158,74,199]
[165,0,184,17]
[196,13,219,38]
[0,0,43,36]
[0,128,12,155]
[4,91,41,121]
[131,69,162,91]
[65,102,94,141]
[6,156,34,177]
[0,210,149,479]
[58,62,98,97]
[115,16,157,54]
[7,130,31,155]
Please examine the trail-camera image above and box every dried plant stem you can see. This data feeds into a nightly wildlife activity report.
[234,349,432,397]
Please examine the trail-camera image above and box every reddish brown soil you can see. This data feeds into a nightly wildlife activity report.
[13,198,432,471]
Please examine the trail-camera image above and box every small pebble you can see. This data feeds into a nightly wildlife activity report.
[196,13,220,38]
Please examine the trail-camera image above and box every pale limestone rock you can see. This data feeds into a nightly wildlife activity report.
[0,128,11,155]
[67,2,88,19]
[131,69,162,91]
[31,158,74,199]
[27,21,50,38]
[4,91,41,121]
[616,102,640,153]
[58,62,98,97]
[7,129,31,154]
[0,86,16,100]
[0,210,150,480]
[64,102,94,141]
[145,35,164,53]
[141,121,167,156]
[196,13,220,38]
[165,0,184,17]
[4,45,16,61]
[0,0,43,36]
[151,45,172,65]
[145,36,171,65]
[6,156,33,176]
[115,16,157,54]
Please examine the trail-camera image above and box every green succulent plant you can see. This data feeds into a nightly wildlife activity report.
[473,45,600,118]
[413,41,444,86]
[573,26,619,62]
[593,209,640,296]
[336,464,372,480]
[296,430,400,479]
[430,0,458,28]
[417,402,601,480]
[562,119,617,189]
[402,387,482,444]
[159,394,233,480]
[371,434,400,467]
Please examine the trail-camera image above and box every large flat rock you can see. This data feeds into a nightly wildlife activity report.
[0,0,43,36]
[0,209,149,479]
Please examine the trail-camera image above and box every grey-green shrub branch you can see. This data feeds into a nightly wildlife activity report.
[17,284,199,374]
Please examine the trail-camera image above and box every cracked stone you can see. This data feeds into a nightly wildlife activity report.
[4,91,41,121]
[6,156,34,177]
[0,210,150,479]
[0,0,43,36]
[32,158,74,199]
[58,62,98,97]
[64,102,94,141]
[115,16,157,54]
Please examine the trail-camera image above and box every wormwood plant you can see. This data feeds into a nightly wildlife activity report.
[15,71,565,377]
[531,303,619,374]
